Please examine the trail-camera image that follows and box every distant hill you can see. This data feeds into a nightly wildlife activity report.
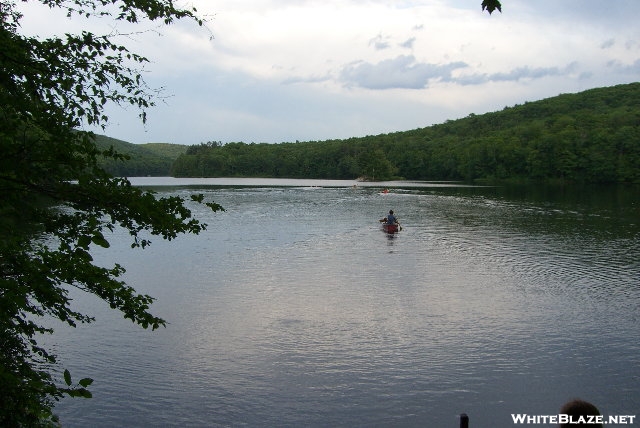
[172,83,640,184]
[143,142,189,160]
[93,135,187,176]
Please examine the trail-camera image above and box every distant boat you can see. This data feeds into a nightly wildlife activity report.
[381,223,400,233]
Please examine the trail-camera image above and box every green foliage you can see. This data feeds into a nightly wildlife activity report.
[94,135,187,176]
[1,1,220,425]
[61,369,93,398]
[482,0,502,14]
[172,138,399,181]
[173,83,640,184]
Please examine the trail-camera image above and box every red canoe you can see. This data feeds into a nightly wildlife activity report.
[382,223,400,233]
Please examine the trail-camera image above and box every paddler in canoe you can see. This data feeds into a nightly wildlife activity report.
[379,210,401,233]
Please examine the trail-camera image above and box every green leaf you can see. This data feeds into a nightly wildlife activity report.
[78,389,93,398]
[64,369,72,386]
[481,0,502,14]
[78,235,92,249]
[79,377,94,388]
[92,232,110,248]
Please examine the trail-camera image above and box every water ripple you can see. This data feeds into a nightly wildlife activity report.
[48,184,640,427]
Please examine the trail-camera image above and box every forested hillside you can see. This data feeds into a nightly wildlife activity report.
[94,135,187,176]
[172,83,640,183]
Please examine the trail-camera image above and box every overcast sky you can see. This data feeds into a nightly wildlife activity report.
[19,0,640,145]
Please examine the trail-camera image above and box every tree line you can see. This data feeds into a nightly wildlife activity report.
[171,83,640,184]
[95,135,187,176]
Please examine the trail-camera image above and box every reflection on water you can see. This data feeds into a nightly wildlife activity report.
[49,180,639,427]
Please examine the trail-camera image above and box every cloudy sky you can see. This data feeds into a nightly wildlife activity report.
[19,0,640,145]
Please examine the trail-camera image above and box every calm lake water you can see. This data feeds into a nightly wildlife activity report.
[47,178,639,427]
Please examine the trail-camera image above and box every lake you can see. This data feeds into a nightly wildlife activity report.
[48,178,639,427]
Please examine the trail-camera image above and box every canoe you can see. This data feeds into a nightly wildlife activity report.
[382,223,400,233]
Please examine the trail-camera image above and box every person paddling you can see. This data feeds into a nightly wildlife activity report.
[380,210,401,233]
[380,210,398,225]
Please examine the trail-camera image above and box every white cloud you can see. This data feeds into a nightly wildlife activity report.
[369,33,392,50]
[14,0,640,144]
[340,55,468,89]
